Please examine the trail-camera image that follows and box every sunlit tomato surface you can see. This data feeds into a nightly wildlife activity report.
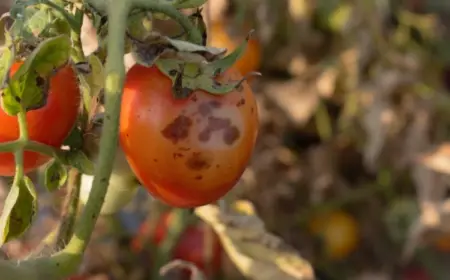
[208,21,261,75]
[132,211,222,278]
[119,65,259,207]
[309,210,359,260]
[0,62,80,176]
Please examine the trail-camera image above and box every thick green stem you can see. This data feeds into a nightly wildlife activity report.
[62,0,130,256]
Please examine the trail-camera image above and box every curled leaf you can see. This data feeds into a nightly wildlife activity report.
[44,159,68,192]
[130,31,226,67]
[0,176,37,246]
[1,34,71,115]
[194,200,315,280]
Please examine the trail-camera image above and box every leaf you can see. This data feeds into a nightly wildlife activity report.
[84,54,105,98]
[44,160,68,192]
[61,150,95,175]
[194,200,315,280]
[1,34,71,115]
[131,31,226,67]
[0,176,37,246]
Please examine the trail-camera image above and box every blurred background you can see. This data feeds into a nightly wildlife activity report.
[3,0,450,279]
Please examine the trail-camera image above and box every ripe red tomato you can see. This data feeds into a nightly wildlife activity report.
[208,21,261,75]
[132,211,222,278]
[309,210,359,260]
[119,64,259,207]
[0,62,80,176]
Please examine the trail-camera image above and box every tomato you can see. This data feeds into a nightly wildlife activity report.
[309,210,359,260]
[400,265,430,280]
[207,21,261,75]
[119,64,259,207]
[0,62,80,176]
[132,211,222,278]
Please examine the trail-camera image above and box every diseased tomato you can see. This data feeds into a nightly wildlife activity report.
[207,21,261,75]
[0,62,80,176]
[309,210,359,260]
[119,64,259,207]
[132,211,222,279]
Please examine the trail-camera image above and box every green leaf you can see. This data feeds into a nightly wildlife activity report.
[44,160,68,192]
[84,55,105,98]
[0,176,37,246]
[1,34,71,115]
[61,150,95,175]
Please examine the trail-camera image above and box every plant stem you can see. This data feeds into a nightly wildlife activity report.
[54,169,81,250]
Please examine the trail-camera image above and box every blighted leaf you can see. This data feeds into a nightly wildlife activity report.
[160,260,206,280]
[131,31,226,67]
[155,58,256,99]
[1,34,71,115]
[195,201,315,280]
[61,150,95,175]
[44,160,68,192]
[0,176,37,246]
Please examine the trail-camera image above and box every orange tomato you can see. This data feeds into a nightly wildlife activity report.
[309,210,359,260]
[0,62,80,176]
[207,21,261,75]
[119,64,259,207]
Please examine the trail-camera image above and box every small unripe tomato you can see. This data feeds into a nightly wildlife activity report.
[207,21,261,75]
[0,62,80,176]
[119,65,259,208]
[309,210,359,260]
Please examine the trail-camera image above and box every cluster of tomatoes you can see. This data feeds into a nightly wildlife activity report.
[0,19,261,208]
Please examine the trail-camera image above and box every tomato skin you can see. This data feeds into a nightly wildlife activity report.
[0,62,80,176]
[208,22,261,75]
[309,210,359,260]
[119,65,259,207]
[133,212,222,278]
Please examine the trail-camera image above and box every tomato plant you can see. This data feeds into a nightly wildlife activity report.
[309,210,360,260]
[207,21,261,75]
[0,62,80,176]
[132,211,222,278]
[119,64,259,208]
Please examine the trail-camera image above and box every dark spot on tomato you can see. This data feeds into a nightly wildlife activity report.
[186,152,212,170]
[223,126,240,145]
[198,128,211,142]
[195,175,203,180]
[161,115,193,144]
[179,147,191,151]
[173,152,184,159]
[199,102,213,116]
[209,100,222,108]
[236,98,245,107]
[216,164,220,168]
[191,94,198,102]
[153,159,158,162]
[251,107,254,113]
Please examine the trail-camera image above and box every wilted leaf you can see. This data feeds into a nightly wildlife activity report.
[195,200,315,280]
[44,160,68,192]
[1,34,71,115]
[0,176,37,246]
